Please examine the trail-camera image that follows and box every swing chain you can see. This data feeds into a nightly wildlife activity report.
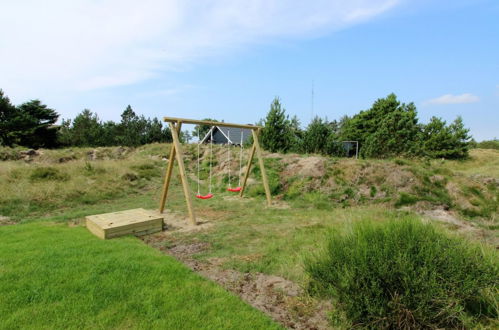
[238,130,243,187]
[197,127,200,195]
[209,128,213,194]
[227,129,231,188]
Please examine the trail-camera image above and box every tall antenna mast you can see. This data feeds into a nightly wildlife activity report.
[311,80,314,121]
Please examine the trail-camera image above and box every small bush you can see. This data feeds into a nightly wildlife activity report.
[394,192,419,207]
[305,219,498,329]
[30,167,68,181]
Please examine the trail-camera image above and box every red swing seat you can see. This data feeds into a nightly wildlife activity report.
[196,193,214,200]
[227,187,241,192]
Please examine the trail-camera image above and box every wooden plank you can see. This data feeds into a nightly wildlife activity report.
[163,117,260,130]
[239,143,256,197]
[169,122,197,225]
[252,129,272,206]
[85,208,163,239]
[158,123,182,213]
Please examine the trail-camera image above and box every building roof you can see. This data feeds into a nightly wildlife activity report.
[200,126,252,144]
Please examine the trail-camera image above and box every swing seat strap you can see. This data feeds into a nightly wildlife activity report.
[227,187,241,192]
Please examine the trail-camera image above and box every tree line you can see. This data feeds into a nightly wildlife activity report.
[260,94,471,159]
[0,90,173,148]
[0,88,474,159]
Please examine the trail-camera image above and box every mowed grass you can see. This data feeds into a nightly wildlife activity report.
[0,223,281,330]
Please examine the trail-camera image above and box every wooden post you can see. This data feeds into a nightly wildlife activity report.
[158,123,182,213]
[169,122,196,225]
[239,141,256,197]
[252,129,272,206]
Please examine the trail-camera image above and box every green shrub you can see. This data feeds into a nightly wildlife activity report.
[30,167,68,181]
[305,219,498,329]
[394,192,419,207]
[130,162,161,180]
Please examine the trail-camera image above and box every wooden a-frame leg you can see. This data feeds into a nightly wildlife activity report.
[252,129,272,206]
[252,130,272,206]
[159,123,182,213]
[169,122,197,225]
[239,143,256,197]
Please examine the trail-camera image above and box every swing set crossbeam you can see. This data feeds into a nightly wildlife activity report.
[163,117,259,130]
[158,117,272,226]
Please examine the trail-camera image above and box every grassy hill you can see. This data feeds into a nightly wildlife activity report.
[0,144,497,328]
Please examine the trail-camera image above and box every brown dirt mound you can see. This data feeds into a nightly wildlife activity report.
[284,157,326,178]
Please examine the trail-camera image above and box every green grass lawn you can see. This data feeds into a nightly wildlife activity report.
[0,223,281,329]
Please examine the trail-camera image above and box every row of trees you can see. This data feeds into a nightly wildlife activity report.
[58,106,173,147]
[0,88,472,159]
[0,89,175,148]
[260,94,471,159]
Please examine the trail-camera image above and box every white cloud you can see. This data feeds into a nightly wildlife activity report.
[424,93,480,105]
[0,0,399,100]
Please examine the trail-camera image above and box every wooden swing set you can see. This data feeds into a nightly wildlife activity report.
[158,117,272,225]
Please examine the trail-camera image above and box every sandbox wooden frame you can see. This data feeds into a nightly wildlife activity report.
[159,117,272,225]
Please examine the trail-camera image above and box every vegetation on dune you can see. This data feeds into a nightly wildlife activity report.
[0,223,280,329]
[471,138,499,150]
[2,88,477,160]
[260,94,472,159]
[0,144,497,223]
[305,219,498,329]
[0,143,497,329]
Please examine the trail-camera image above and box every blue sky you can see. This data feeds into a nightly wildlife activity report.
[1,0,498,140]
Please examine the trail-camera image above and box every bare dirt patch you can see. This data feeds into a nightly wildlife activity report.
[142,232,332,329]
[0,216,15,226]
[284,157,326,178]
[422,209,498,247]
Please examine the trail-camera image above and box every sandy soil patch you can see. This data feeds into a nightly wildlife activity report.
[142,234,332,329]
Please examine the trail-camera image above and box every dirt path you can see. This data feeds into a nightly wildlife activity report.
[422,209,498,247]
[142,232,332,329]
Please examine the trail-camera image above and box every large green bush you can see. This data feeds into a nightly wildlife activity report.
[306,219,498,328]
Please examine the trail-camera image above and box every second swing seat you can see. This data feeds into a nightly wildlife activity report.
[227,187,241,192]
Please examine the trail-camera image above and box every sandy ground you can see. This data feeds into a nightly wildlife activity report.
[142,212,332,330]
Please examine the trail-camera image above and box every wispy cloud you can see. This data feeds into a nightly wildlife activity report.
[424,93,480,105]
[0,0,400,99]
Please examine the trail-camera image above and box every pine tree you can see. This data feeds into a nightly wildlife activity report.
[261,97,293,152]
[15,99,59,148]
[422,116,470,159]
[0,89,17,146]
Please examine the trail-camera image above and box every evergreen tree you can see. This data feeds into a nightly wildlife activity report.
[0,89,17,146]
[302,116,331,154]
[65,109,103,146]
[261,97,293,152]
[421,116,470,159]
[117,105,147,146]
[342,94,420,158]
[15,100,59,148]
